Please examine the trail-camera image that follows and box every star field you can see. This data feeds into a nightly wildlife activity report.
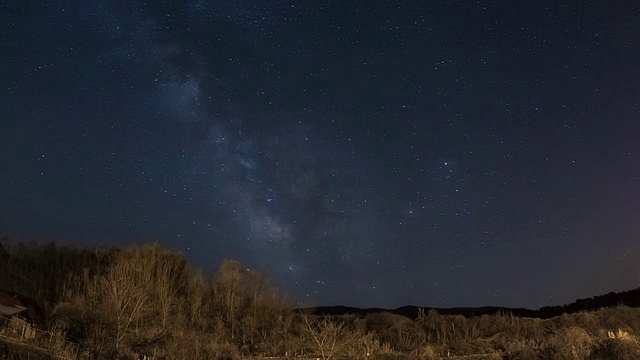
[1,1,639,309]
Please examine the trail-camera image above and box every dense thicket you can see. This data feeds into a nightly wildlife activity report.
[1,239,639,360]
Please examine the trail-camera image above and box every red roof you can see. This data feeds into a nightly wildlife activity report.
[0,289,27,316]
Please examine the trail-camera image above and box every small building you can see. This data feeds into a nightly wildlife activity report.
[0,288,27,316]
[0,288,37,340]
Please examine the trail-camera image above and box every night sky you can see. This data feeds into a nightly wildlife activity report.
[1,1,639,309]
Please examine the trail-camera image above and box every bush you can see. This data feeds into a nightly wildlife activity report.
[541,326,595,360]
[365,313,426,351]
[593,329,640,360]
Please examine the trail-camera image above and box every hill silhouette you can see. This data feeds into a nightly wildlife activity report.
[310,286,640,319]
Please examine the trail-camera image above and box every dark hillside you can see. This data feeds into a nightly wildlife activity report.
[309,287,640,320]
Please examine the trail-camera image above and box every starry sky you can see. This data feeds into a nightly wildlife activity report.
[1,1,639,309]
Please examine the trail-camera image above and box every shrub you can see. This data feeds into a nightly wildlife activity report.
[593,329,640,360]
[541,326,595,360]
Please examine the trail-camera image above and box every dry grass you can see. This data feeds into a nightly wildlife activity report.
[5,240,640,359]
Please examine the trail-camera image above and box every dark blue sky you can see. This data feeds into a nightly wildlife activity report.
[1,0,639,309]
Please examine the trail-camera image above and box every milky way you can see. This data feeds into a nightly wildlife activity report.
[1,1,639,308]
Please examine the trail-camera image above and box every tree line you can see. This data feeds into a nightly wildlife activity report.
[1,238,640,359]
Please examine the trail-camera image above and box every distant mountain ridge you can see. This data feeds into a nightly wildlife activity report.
[309,286,640,319]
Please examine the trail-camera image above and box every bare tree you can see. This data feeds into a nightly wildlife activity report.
[142,244,191,332]
[96,249,150,350]
[300,313,359,360]
[54,244,195,356]
[215,259,246,340]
